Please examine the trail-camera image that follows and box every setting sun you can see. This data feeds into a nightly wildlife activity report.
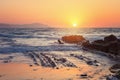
[73,23,77,27]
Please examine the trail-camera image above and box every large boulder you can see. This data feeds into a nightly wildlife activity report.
[108,42,120,55]
[88,40,109,52]
[104,34,117,42]
[62,35,86,44]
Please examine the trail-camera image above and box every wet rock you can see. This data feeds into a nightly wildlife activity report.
[109,64,120,73]
[106,75,119,80]
[81,40,91,48]
[108,42,120,55]
[86,61,94,65]
[55,58,67,63]
[56,67,59,69]
[86,60,100,66]
[115,71,120,79]
[71,54,100,66]
[29,64,33,67]
[8,56,14,59]
[82,34,120,60]
[70,54,74,56]
[3,60,9,63]
[104,35,117,42]
[80,73,88,78]
[61,35,86,44]
[58,39,64,44]
[109,64,120,79]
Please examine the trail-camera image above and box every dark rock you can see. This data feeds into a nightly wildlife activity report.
[29,64,33,67]
[3,60,9,63]
[86,60,100,66]
[82,34,120,59]
[70,54,74,56]
[108,42,120,55]
[109,64,120,73]
[58,39,64,44]
[81,40,91,48]
[56,67,59,69]
[109,64,120,79]
[115,71,120,79]
[104,35,117,42]
[106,75,119,80]
[86,61,94,65]
[80,73,88,78]
[62,35,86,44]
[92,40,105,44]
[8,56,14,59]
[56,58,67,63]
[91,40,109,52]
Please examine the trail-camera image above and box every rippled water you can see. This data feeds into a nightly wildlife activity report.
[0,28,120,53]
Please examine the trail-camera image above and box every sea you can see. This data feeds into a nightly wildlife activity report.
[0,28,120,64]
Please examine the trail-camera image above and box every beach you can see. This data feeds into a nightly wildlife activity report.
[0,28,120,80]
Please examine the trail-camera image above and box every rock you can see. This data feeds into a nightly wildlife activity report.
[91,40,109,52]
[86,60,100,66]
[81,40,91,48]
[106,75,119,80]
[92,40,105,44]
[109,64,120,79]
[86,61,94,65]
[3,60,9,63]
[82,34,120,60]
[58,39,64,44]
[70,54,74,56]
[29,64,33,67]
[56,58,67,63]
[104,35,117,42]
[108,42,120,55]
[115,71,120,79]
[109,64,120,73]
[80,73,88,78]
[62,35,86,44]
[56,67,59,69]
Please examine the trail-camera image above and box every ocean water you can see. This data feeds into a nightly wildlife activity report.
[0,28,120,64]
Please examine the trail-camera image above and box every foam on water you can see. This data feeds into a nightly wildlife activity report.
[0,28,120,64]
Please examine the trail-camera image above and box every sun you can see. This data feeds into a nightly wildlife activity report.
[73,23,77,27]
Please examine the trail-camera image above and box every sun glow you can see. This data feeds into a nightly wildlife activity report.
[73,23,77,27]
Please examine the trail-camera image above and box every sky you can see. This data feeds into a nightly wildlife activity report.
[0,0,120,28]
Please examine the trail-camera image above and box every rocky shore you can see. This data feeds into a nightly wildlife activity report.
[82,35,120,60]
[60,34,120,80]
[0,34,120,80]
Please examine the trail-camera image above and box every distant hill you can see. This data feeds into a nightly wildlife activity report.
[0,23,50,28]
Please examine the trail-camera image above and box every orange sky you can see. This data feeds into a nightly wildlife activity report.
[0,0,120,28]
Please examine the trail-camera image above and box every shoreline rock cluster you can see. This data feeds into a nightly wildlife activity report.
[60,34,120,80]
[60,35,120,60]
[27,52,77,68]
[107,64,120,80]
[81,35,120,60]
